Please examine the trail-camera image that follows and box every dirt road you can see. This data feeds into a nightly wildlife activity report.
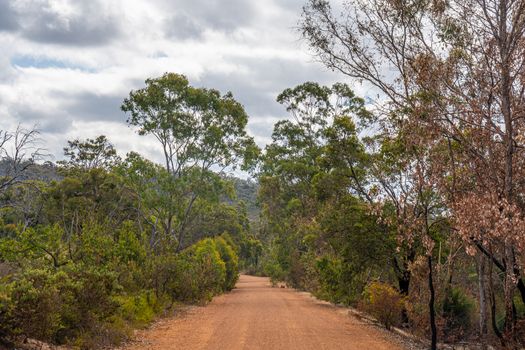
[120,275,409,350]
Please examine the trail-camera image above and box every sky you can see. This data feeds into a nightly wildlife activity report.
[0,0,354,168]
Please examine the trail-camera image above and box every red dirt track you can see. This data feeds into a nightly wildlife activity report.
[119,275,408,350]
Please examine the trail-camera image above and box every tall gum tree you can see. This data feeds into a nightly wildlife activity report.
[121,73,259,250]
[258,82,375,288]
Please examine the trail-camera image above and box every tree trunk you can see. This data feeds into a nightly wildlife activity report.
[393,255,412,325]
[398,274,410,296]
[503,244,516,341]
[488,251,504,345]
[498,0,517,341]
[475,242,525,305]
[428,255,437,350]
[517,277,525,305]
[176,193,198,251]
[398,271,411,325]
[393,250,415,296]
[477,254,488,348]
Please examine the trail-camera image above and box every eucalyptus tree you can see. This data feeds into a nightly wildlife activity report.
[261,82,370,206]
[121,73,258,249]
[259,82,385,290]
[60,135,121,171]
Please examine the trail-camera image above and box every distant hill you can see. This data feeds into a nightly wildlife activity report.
[228,176,259,222]
[0,159,61,183]
[0,160,260,221]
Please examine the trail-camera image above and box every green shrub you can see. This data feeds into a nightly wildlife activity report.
[219,232,239,254]
[61,265,120,333]
[192,238,226,299]
[9,268,67,343]
[115,221,147,265]
[1,264,122,347]
[113,291,158,327]
[315,256,370,306]
[361,282,405,330]
[168,238,226,303]
[214,236,239,291]
[441,287,474,339]
[264,261,286,286]
[316,256,344,303]
[0,279,14,341]
[0,222,240,348]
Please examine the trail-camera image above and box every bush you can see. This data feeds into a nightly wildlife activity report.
[361,282,405,330]
[59,265,120,342]
[0,224,239,348]
[316,256,345,303]
[168,238,226,303]
[0,264,123,347]
[192,238,226,299]
[8,268,70,343]
[441,287,474,340]
[214,236,239,291]
[113,291,159,328]
[0,279,14,341]
[264,261,286,286]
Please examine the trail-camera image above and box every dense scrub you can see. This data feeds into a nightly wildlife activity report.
[0,193,241,348]
[0,74,261,349]
[256,81,524,347]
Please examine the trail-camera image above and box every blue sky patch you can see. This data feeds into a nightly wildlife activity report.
[11,55,94,72]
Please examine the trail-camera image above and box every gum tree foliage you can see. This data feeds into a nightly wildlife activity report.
[259,82,369,235]
[121,73,258,176]
[302,0,525,346]
[117,152,233,251]
[60,135,121,171]
[258,82,394,293]
[261,82,371,205]
[121,73,259,249]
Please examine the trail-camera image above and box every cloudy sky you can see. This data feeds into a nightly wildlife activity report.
[0,0,354,166]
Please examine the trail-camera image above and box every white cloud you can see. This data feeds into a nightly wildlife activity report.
[0,0,349,164]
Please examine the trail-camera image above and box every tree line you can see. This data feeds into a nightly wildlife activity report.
[256,0,525,349]
[0,74,262,349]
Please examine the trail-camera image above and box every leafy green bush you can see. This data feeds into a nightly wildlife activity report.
[0,264,121,346]
[262,238,293,286]
[361,282,405,330]
[218,232,239,254]
[316,256,343,303]
[314,255,370,305]
[113,291,159,328]
[441,287,474,340]
[214,236,239,291]
[264,261,286,286]
[192,238,226,299]
[8,268,65,342]
[167,238,227,303]
[0,279,14,342]
[0,166,244,349]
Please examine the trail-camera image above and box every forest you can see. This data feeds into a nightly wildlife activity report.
[1,0,525,349]
[0,74,262,349]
